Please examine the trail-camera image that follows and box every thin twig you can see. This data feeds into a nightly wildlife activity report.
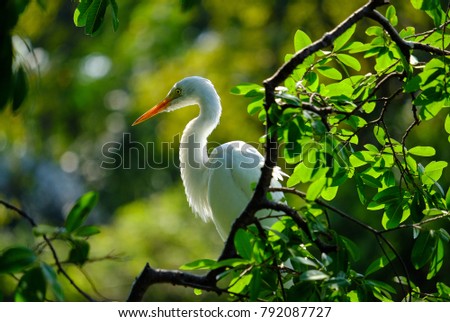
[0,199,94,301]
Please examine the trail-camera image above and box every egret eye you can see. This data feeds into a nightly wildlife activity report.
[175,88,182,95]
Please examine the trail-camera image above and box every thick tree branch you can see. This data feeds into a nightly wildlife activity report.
[264,0,389,92]
[368,10,450,57]
[127,263,220,301]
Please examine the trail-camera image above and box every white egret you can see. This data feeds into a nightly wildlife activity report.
[132,76,284,240]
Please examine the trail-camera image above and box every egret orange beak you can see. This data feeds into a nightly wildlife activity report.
[132,97,172,126]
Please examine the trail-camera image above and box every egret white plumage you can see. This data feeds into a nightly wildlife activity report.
[132,76,284,240]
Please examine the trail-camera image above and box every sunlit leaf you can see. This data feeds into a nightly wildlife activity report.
[228,274,252,294]
[333,24,356,52]
[385,5,398,26]
[316,66,342,80]
[336,53,361,71]
[294,30,312,52]
[65,191,98,233]
[422,161,448,185]
[249,266,261,301]
[445,114,450,139]
[408,146,436,157]
[306,177,327,200]
[230,83,264,96]
[180,259,216,270]
[73,0,93,27]
[427,238,444,279]
[382,201,410,229]
[365,253,396,276]
[234,229,253,260]
[372,186,404,205]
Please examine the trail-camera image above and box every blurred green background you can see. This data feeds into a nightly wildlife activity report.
[0,0,445,300]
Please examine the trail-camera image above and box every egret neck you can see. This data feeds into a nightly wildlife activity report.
[179,81,221,223]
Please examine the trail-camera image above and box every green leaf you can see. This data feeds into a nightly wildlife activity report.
[14,267,46,302]
[228,274,252,294]
[247,98,263,116]
[366,26,384,37]
[385,5,398,26]
[85,0,108,35]
[408,146,436,157]
[64,191,98,233]
[249,266,261,301]
[0,247,37,274]
[438,228,450,243]
[230,83,264,97]
[333,24,356,52]
[180,259,216,270]
[373,125,386,145]
[73,0,93,27]
[445,114,450,136]
[437,282,450,299]
[67,239,90,266]
[422,161,448,185]
[40,263,64,301]
[294,30,312,52]
[366,279,396,300]
[427,238,444,279]
[372,186,404,205]
[365,253,396,276]
[382,202,410,229]
[423,208,444,216]
[109,0,119,31]
[405,75,421,93]
[288,162,313,186]
[316,66,342,80]
[299,270,329,281]
[74,225,101,237]
[339,235,360,262]
[321,186,339,201]
[234,229,253,260]
[360,173,382,188]
[336,53,361,71]
[411,231,436,269]
[306,177,327,201]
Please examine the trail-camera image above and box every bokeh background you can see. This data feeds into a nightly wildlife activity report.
[0,0,446,300]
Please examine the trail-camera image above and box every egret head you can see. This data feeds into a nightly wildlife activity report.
[132,76,216,126]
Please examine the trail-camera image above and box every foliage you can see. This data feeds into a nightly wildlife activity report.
[217,1,450,301]
[1,0,450,302]
[0,192,99,301]
[73,0,119,36]
[0,0,36,112]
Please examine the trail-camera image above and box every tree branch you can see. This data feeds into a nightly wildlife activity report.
[127,263,220,301]
[367,10,450,57]
[0,200,94,302]
[264,0,389,92]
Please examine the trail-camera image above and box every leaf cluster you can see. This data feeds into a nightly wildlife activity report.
[0,192,100,301]
[220,2,450,301]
